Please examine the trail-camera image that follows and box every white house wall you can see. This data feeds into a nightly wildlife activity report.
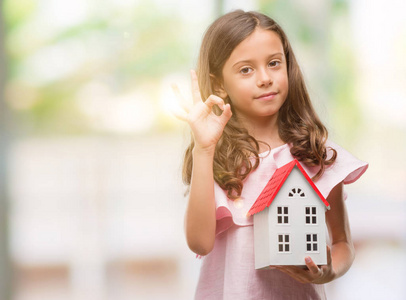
[266,167,327,266]
[253,209,270,269]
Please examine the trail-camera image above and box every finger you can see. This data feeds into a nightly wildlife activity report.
[219,103,232,124]
[171,83,191,112]
[305,257,320,275]
[190,70,203,104]
[171,107,189,122]
[204,94,226,110]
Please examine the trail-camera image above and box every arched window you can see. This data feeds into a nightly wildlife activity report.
[288,188,306,198]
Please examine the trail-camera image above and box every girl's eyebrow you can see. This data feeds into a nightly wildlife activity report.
[232,52,284,68]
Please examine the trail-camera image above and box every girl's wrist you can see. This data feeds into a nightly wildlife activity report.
[192,144,216,157]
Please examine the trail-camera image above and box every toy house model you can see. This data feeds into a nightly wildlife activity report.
[247,159,330,269]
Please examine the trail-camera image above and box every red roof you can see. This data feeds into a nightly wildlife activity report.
[247,159,330,216]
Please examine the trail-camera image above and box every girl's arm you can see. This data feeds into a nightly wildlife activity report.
[275,182,355,284]
[324,181,355,280]
[173,70,232,256]
[184,146,217,256]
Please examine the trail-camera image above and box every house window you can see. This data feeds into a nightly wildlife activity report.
[278,234,290,252]
[305,206,317,224]
[288,188,306,198]
[277,206,289,224]
[306,234,318,252]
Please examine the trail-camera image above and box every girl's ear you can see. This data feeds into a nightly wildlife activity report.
[210,74,228,99]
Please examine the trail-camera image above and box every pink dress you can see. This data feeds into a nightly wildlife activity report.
[195,141,368,300]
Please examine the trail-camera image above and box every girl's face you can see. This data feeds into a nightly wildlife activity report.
[219,28,288,124]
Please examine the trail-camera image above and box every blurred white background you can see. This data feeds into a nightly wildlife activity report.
[0,0,405,299]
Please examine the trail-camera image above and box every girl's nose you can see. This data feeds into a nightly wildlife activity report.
[256,69,273,87]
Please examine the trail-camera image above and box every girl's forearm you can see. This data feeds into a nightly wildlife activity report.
[330,240,355,280]
[325,182,355,281]
[184,146,217,256]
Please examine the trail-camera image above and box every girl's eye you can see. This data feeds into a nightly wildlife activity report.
[240,67,253,74]
[269,61,280,67]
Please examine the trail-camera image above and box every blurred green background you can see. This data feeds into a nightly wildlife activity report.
[0,0,405,299]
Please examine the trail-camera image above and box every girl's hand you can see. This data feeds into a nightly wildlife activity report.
[172,70,232,153]
[275,246,336,284]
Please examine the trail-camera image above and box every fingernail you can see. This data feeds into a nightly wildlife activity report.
[305,257,311,263]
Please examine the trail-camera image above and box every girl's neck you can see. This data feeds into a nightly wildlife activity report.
[238,114,285,151]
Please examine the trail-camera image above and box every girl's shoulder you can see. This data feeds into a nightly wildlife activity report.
[323,140,369,185]
[315,140,368,198]
[270,140,368,198]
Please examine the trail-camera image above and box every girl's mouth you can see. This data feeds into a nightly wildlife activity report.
[256,92,278,100]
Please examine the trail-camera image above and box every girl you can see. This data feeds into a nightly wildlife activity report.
[173,10,368,299]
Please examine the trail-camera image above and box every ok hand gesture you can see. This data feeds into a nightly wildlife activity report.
[172,70,232,153]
